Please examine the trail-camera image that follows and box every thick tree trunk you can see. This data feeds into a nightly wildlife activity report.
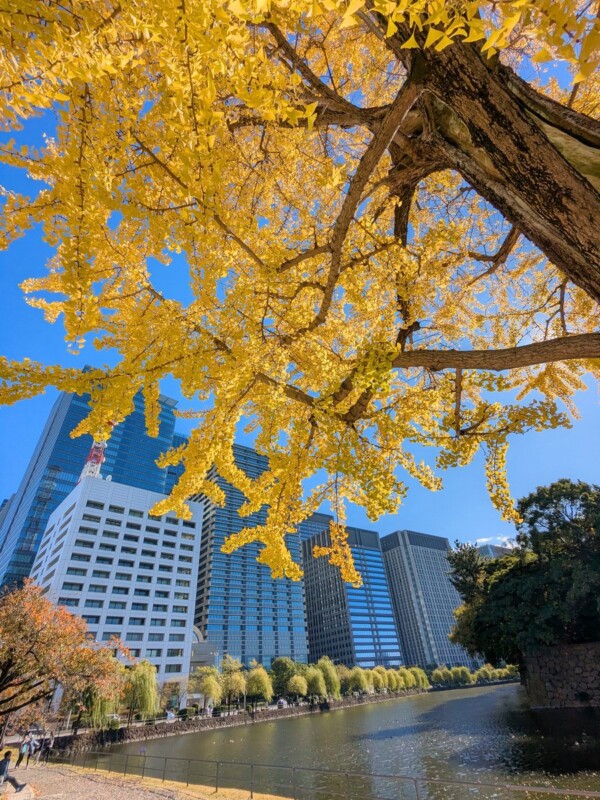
[419,44,600,302]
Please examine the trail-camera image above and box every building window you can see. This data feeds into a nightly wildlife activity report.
[126,633,143,641]
[148,633,164,642]
[165,664,182,673]
[109,601,126,609]
[129,509,144,518]
[92,570,110,578]
[58,597,79,607]
[171,620,186,628]
[167,649,184,657]
[75,540,94,549]
[85,599,104,608]
[96,556,113,564]
[89,584,107,593]
[62,582,83,591]
[82,615,100,624]
[109,505,124,514]
[145,649,162,658]
[131,603,147,611]
[71,553,91,562]
[105,616,123,625]
[152,604,168,612]
[134,589,150,597]
[66,567,87,576]
[168,634,185,642]
[102,632,121,641]
[150,618,166,627]
[112,586,129,595]
[86,500,104,510]
[115,572,132,580]
[129,617,145,626]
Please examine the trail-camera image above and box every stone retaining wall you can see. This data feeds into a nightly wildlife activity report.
[55,689,426,752]
[523,642,600,709]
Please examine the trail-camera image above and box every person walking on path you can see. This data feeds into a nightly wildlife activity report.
[0,750,25,793]
[14,740,29,770]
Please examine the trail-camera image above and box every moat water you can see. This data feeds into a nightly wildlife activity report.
[115,685,600,799]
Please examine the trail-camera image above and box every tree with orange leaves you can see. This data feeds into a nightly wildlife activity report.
[0,581,124,720]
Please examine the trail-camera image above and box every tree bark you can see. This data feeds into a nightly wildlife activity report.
[417,44,600,302]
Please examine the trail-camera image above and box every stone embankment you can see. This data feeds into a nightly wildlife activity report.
[54,689,427,752]
[524,642,600,709]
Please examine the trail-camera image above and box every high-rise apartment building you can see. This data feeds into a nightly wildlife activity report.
[303,524,403,668]
[0,390,184,589]
[192,444,308,668]
[381,530,478,669]
[30,475,202,684]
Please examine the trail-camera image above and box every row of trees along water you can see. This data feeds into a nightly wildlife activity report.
[184,656,431,717]
[430,664,518,687]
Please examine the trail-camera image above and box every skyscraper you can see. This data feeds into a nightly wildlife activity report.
[30,475,202,685]
[303,524,403,668]
[477,543,512,559]
[0,390,183,589]
[192,444,308,668]
[381,530,478,669]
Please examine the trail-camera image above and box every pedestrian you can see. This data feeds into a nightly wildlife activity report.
[14,739,29,769]
[0,750,25,793]
[41,734,54,765]
[26,734,38,768]
[31,733,49,766]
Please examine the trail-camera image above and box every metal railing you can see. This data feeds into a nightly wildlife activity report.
[48,750,600,800]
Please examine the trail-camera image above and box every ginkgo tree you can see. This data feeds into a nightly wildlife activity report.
[0,1,599,584]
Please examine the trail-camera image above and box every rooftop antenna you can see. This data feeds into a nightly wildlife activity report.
[78,423,114,482]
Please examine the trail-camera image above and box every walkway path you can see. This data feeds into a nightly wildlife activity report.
[8,764,283,800]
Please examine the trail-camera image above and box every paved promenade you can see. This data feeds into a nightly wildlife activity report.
[8,764,282,800]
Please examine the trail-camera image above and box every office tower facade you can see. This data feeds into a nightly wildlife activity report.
[381,530,478,669]
[0,390,184,589]
[477,543,512,559]
[303,525,403,668]
[193,444,308,668]
[30,475,202,684]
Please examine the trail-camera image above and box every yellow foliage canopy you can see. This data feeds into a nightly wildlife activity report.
[0,1,599,582]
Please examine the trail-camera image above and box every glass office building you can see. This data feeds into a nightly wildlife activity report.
[0,390,184,589]
[192,444,308,668]
[381,530,479,669]
[303,525,403,668]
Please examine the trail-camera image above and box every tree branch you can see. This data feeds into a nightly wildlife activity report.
[468,225,520,284]
[392,334,600,372]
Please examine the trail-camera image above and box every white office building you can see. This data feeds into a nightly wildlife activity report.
[30,475,204,685]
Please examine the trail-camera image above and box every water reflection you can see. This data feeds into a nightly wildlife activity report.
[115,685,600,796]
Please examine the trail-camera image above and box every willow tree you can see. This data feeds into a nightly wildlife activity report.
[0,1,599,583]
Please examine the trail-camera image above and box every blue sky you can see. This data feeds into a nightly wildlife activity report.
[0,113,598,548]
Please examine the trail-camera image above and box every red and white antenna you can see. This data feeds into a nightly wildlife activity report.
[78,423,115,483]
[78,439,107,482]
